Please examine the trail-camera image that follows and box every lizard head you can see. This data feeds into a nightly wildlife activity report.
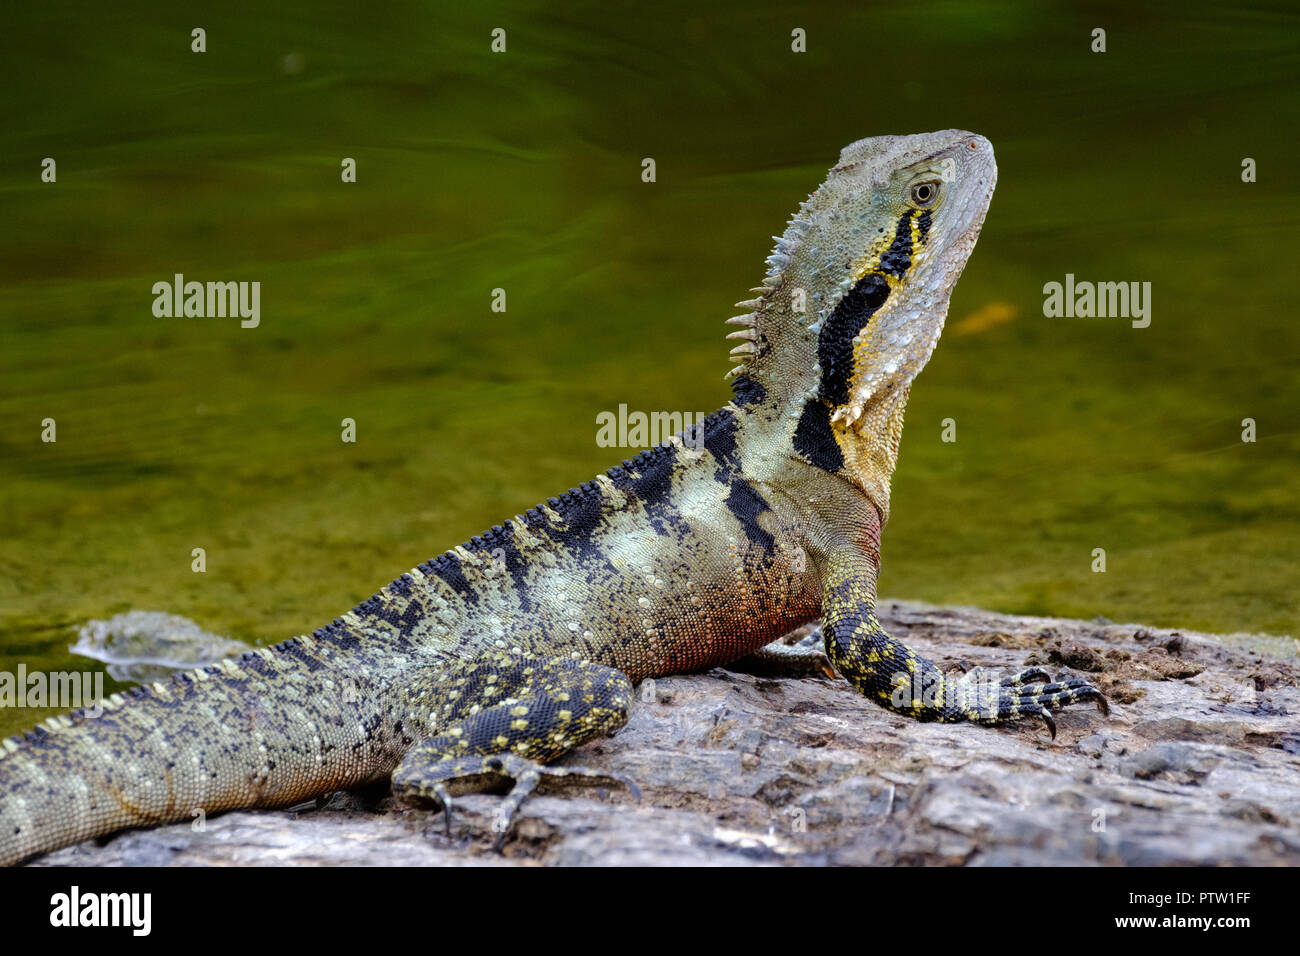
[728,130,996,511]
[813,130,996,427]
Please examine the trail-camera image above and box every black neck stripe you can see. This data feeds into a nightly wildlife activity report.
[814,210,923,406]
[876,211,915,279]
[816,273,890,406]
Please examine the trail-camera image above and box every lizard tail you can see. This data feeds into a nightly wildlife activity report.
[0,633,389,865]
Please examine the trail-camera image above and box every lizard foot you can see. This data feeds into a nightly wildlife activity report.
[393,752,640,849]
[971,667,1110,738]
[723,631,836,680]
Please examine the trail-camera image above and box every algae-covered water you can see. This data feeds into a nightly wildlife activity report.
[1,2,1298,736]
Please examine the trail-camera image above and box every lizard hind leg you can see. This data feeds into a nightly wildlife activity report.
[391,655,638,847]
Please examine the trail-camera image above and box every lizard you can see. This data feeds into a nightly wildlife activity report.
[0,129,1107,865]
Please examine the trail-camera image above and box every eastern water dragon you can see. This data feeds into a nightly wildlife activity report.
[0,130,1106,865]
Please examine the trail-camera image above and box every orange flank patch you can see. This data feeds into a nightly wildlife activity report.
[951,301,1018,336]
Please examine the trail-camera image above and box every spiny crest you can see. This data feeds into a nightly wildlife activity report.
[762,197,816,282]
[723,302,760,381]
[720,196,817,383]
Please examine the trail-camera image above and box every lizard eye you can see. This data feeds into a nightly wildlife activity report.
[910,181,939,207]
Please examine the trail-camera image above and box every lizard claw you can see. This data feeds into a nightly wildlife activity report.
[1036,705,1057,740]
[610,773,641,804]
[435,783,453,837]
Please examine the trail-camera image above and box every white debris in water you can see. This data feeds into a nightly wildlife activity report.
[71,611,255,683]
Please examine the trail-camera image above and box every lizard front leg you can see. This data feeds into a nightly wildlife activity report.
[391,653,638,847]
[820,541,1108,735]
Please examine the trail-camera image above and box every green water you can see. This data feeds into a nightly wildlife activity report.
[2,2,1298,736]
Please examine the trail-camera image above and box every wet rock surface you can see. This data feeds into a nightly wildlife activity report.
[37,602,1299,866]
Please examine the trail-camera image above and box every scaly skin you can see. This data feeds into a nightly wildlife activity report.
[0,130,1106,865]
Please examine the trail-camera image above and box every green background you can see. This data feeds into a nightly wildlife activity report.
[1,1,1297,735]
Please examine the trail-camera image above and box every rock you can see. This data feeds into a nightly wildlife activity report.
[1119,742,1221,783]
[34,601,1300,867]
